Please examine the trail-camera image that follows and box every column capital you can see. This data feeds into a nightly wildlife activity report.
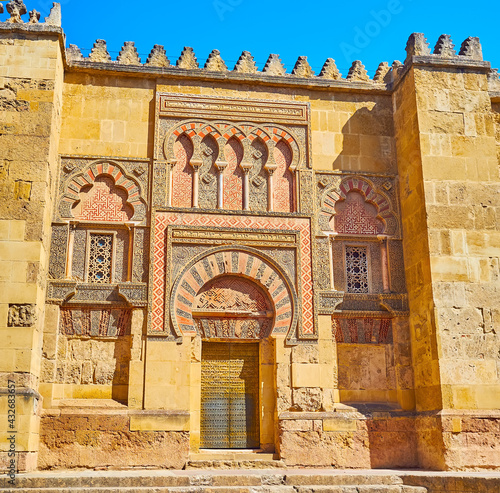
[240,162,253,175]
[264,164,278,176]
[189,159,203,170]
[215,160,228,173]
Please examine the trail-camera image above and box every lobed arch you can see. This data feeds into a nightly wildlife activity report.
[59,160,146,222]
[164,121,303,170]
[319,176,398,236]
[169,246,298,340]
[263,125,301,171]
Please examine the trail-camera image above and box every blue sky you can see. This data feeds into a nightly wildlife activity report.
[28,0,499,76]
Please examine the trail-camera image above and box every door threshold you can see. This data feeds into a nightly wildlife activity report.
[190,449,277,461]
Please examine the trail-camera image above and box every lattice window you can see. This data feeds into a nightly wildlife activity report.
[88,233,113,283]
[345,246,369,293]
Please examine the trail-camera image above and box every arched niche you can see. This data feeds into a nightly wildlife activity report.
[334,191,385,235]
[223,137,244,211]
[273,139,295,213]
[319,177,398,236]
[172,134,194,208]
[198,134,219,209]
[59,161,146,222]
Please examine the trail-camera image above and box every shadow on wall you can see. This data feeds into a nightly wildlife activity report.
[310,94,395,172]
[111,335,131,404]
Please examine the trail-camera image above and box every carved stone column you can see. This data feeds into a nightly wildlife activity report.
[190,159,203,208]
[264,164,277,212]
[166,159,177,207]
[240,162,253,211]
[378,235,390,293]
[215,160,228,209]
[328,234,338,290]
[66,221,78,278]
[126,224,134,282]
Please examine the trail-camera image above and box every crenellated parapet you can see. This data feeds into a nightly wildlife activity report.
[58,33,493,90]
[0,5,496,91]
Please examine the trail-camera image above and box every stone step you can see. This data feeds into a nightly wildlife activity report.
[0,472,428,491]
[189,451,278,461]
[0,487,427,493]
[185,460,286,469]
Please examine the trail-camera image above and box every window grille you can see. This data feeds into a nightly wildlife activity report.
[88,233,113,283]
[345,246,369,293]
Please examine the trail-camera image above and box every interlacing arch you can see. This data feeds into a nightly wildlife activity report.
[164,121,302,168]
[164,120,302,212]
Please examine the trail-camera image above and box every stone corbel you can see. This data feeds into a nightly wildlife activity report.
[239,162,253,211]
[189,159,203,208]
[377,235,390,293]
[215,161,228,209]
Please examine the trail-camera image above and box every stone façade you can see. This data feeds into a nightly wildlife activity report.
[0,1,499,474]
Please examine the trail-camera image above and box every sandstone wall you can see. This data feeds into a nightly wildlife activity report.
[39,411,189,470]
[0,25,64,472]
[59,73,154,159]
[414,65,500,470]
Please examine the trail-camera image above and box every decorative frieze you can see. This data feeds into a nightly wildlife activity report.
[158,94,309,125]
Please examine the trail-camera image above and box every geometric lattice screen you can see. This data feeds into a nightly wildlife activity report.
[345,246,369,293]
[88,233,113,283]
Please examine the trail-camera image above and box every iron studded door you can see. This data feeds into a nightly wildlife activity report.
[201,342,260,449]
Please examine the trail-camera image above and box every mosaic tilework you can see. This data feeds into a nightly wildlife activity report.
[152,212,313,337]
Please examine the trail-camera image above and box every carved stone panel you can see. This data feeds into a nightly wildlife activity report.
[60,307,131,337]
[333,317,393,344]
[49,224,68,280]
[8,304,36,327]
